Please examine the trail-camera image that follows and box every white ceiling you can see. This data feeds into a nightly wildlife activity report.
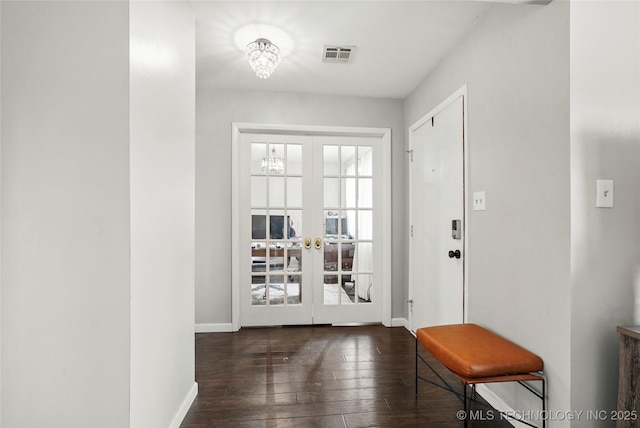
[188,1,500,99]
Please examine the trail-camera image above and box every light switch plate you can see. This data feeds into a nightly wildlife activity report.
[596,179,614,208]
[473,191,486,211]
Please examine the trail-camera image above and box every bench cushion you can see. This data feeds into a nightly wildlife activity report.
[416,323,543,378]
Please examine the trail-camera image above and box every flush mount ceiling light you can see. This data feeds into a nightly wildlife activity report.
[246,38,281,79]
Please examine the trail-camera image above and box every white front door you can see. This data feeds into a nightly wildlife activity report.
[409,93,465,332]
[238,132,386,327]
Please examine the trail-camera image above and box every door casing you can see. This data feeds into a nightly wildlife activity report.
[232,123,392,331]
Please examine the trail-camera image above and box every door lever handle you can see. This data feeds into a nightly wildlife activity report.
[448,250,461,259]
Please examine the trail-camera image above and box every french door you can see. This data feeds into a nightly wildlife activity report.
[237,132,385,326]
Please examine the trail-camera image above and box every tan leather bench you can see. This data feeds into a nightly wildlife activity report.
[415,323,546,428]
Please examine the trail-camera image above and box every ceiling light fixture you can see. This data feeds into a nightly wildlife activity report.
[246,38,281,79]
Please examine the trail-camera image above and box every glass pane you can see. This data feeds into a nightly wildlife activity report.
[324,210,340,238]
[285,246,302,273]
[268,242,286,271]
[251,275,266,306]
[268,275,285,306]
[358,146,373,176]
[324,177,340,208]
[342,279,356,304]
[358,178,373,208]
[356,274,373,302]
[269,176,285,207]
[268,211,286,240]
[251,211,267,239]
[341,146,357,176]
[342,243,355,272]
[324,280,339,305]
[251,242,267,273]
[355,242,373,272]
[287,210,302,240]
[323,243,339,272]
[343,178,357,208]
[343,210,356,239]
[251,176,266,207]
[323,146,339,176]
[287,278,301,304]
[251,143,267,175]
[266,144,285,175]
[357,211,372,240]
[287,177,302,208]
[287,144,303,175]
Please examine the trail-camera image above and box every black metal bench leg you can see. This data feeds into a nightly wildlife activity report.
[415,338,418,397]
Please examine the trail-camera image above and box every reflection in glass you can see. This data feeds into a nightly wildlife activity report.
[251,275,266,306]
[251,143,267,175]
[287,176,302,208]
[343,178,357,208]
[358,146,373,176]
[324,279,339,305]
[287,210,302,240]
[287,276,301,305]
[324,178,340,208]
[341,146,356,176]
[356,242,373,272]
[269,176,285,207]
[251,176,267,207]
[287,144,303,175]
[323,243,339,273]
[357,211,372,240]
[251,242,267,273]
[324,146,339,176]
[268,211,285,240]
[342,243,354,272]
[358,178,373,208]
[268,275,285,306]
[356,274,373,302]
[286,246,302,273]
[343,210,356,239]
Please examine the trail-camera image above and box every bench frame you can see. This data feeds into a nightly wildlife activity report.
[415,337,546,428]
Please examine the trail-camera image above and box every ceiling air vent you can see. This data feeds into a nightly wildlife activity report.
[322,46,356,64]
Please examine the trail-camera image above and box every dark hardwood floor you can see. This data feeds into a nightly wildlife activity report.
[181,325,513,428]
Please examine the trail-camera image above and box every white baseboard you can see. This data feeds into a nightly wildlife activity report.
[476,384,527,428]
[169,382,198,428]
[391,317,410,329]
[195,323,234,333]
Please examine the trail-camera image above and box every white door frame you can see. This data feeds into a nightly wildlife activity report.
[231,122,392,331]
[408,85,469,328]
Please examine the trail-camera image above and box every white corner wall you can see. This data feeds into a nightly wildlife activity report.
[570,0,640,417]
[404,1,571,423]
[129,1,196,427]
[1,2,132,426]
[1,1,197,426]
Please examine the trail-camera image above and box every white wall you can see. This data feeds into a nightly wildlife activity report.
[129,1,196,426]
[405,1,571,423]
[570,0,640,419]
[1,2,131,426]
[195,88,405,328]
[1,1,197,426]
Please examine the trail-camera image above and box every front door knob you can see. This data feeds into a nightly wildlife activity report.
[448,249,461,259]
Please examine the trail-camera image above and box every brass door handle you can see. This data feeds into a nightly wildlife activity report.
[315,238,322,250]
[303,237,312,249]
